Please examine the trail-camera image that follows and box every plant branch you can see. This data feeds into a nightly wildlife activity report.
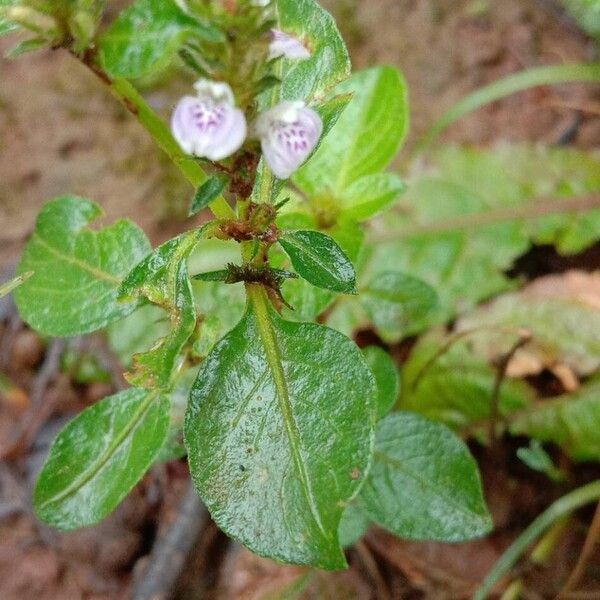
[558,500,600,598]
[415,63,600,153]
[74,50,235,220]
[369,194,600,243]
[474,480,600,600]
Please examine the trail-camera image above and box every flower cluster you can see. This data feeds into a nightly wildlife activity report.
[171,30,320,180]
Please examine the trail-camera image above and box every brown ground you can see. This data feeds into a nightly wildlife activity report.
[1,0,599,598]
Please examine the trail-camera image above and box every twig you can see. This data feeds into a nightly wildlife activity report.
[488,331,532,448]
[0,339,66,460]
[557,500,600,598]
[132,481,209,600]
[355,540,391,600]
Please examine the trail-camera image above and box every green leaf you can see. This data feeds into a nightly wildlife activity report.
[360,272,439,343]
[359,412,492,541]
[338,501,369,548]
[511,379,600,461]
[295,66,409,197]
[189,174,229,217]
[184,287,376,569]
[362,346,400,420]
[0,0,20,37]
[119,231,201,389]
[14,196,151,337]
[562,0,600,38]
[100,0,221,78]
[400,331,533,431]
[5,36,45,57]
[34,388,169,529]
[341,173,406,221]
[279,230,357,294]
[275,0,351,104]
[517,440,564,481]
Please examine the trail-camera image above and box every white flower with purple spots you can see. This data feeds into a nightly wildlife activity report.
[269,29,311,60]
[171,79,247,161]
[256,101,322,179]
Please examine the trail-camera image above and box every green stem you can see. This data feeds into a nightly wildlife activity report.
[474,480,600,600]
[109,77,235,219]
[415,63,600,154]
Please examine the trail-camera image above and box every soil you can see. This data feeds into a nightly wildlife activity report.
[1,1,599,598]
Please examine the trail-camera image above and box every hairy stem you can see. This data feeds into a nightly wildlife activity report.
[74,51,235,220]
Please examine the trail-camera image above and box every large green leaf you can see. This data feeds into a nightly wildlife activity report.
[184,287,376,569]
[511,379,600,461]
[100,0,221,78]
[359,412,492,541]
[119,231,202,389]
[295,66,409,197]
[360,271,439,343]
[400,332,533,430]
[341,173,406,222]
[15,196,151,337]
[279,230,357,294]
[34,388,169,529]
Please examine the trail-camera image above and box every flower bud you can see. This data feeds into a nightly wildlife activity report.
[171,79,247,161]
[269,29,310,60]
[256,101,322,180]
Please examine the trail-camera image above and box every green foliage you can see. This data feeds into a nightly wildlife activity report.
[15,196,150,337]
[338,500,369,548]
[360,272,439,343]
[100,0,222,78]
[189,174,230,217]
[400,332,533,430]
[34,388,169,529]
[184,288,376,569]
[358,412,492,541]
[295,65,409,197]
[0,0,20,37]
[511,379,600,461]
[119,231,203,389]
[362,346,401,419]
[279,230,357,294]
[0,271,32,299]
[517,440,564,482]
[562,0,600,38]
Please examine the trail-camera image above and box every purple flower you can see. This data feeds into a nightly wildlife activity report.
[256,101,322,179]
[171,80,247,161]
[269,29,311,60]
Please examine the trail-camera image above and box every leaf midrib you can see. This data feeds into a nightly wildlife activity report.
[38,390,159,509]
[250,288,327,537]
[33,234,121,285]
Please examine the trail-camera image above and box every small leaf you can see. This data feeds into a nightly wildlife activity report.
[5,37,45,58]
[511,378,600,461]
[338,501,370,548]
[184,287,376,569]
[14,196,151,336]
[100,0,222,78]
[34,388,169,529]
[517,440,564,481]
[193,269,229,282]
[119,231,201,389]
[0,0,20,37]
[360,271,439,343]
[189,174,229,217]
[362,346,400,420]
[342,173,406,221]
[359,412,492,541]
[279,230,357,294]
